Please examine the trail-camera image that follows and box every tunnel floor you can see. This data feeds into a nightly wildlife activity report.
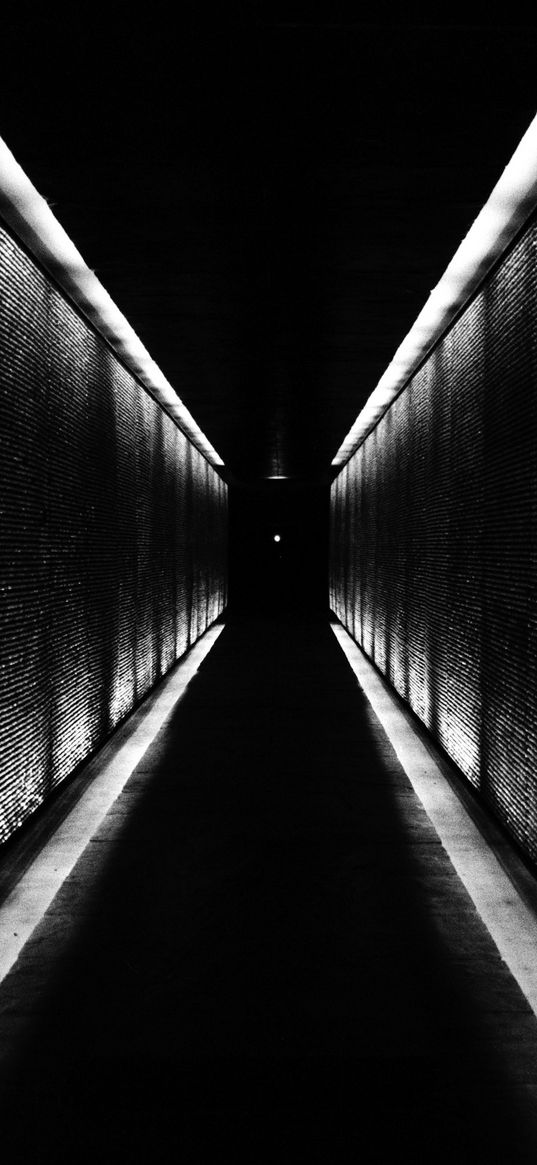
[2,614,537,1162]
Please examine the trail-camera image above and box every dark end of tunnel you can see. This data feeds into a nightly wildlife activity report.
[227,480,330,616]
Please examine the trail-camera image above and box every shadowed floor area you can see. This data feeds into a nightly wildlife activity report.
[2,614,537,1162]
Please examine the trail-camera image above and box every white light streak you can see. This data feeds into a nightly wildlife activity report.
[0,624,224,985]
[0,137,224,469]
[332,111,537,467]
[331,622,537,1018]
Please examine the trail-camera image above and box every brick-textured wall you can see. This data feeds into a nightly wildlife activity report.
[330,218,537,864]
[0,223,227,845]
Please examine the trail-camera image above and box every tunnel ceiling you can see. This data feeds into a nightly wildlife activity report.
[2,9,537,485]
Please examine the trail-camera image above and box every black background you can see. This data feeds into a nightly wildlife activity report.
[2,5,537,606]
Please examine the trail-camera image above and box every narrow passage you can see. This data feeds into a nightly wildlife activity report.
[2,615,537,1162]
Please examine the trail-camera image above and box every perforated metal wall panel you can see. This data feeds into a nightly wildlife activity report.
[330,217,537,865]
[0,221,227,845]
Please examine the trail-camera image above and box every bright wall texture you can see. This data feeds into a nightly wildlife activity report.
[0,222,227,845]
[330,216,537,864]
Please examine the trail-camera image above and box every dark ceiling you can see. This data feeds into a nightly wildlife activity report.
[2,7,537,484]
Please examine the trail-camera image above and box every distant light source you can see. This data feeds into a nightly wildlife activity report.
[273,534,281,543]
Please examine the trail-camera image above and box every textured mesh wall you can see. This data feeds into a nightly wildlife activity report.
[330,217,537,864]
[0,222,227,844]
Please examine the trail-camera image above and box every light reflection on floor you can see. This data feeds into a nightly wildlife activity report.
[0,622,225,985]
[331,620,537,1018]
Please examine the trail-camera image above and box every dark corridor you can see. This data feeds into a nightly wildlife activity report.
[2,15,537,1162]
[2,615,537,1163]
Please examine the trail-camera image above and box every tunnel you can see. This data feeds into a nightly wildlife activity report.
[2,13,537,1163]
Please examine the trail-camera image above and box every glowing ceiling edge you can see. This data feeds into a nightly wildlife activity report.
[0,136,224,469]
[332,111,537,468]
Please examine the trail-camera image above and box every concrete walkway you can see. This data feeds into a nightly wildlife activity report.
[1,615,537,1162]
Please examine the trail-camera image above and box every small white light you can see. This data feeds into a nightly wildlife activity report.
[273,535,281,543]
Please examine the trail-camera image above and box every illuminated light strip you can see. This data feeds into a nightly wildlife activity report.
[0,623,225,986]
[0,136,224,468]
[331,623,537,1016]
[332,111,537,466]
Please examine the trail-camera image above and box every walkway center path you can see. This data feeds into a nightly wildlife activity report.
[1,614,537,1161]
